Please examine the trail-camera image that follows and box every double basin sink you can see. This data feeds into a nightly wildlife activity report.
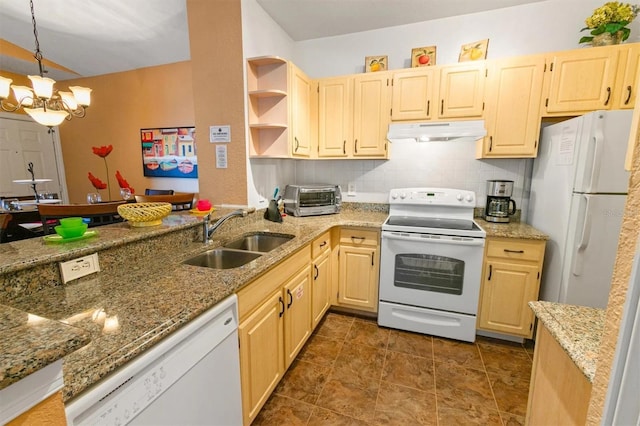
[183,232,294,269]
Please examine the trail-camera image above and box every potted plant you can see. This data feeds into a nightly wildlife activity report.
[580,1,640,46]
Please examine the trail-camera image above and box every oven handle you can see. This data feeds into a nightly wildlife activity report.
[382,232,485,246]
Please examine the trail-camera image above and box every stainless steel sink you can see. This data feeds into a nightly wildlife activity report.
[183,249,262,269]
[223,232,294,253]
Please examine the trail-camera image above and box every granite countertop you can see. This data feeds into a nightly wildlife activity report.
[0,207,388,401]
[475,218,549,240]
[529,301,605,382]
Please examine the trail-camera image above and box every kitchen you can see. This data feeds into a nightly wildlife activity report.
[1,0,640,424]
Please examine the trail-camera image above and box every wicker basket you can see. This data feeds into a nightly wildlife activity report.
[117,202,172,227]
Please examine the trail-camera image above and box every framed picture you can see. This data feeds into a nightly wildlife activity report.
[411,46,436,67]
[458,39,489,62]
[140,127,198,179]
[365,55,387,72]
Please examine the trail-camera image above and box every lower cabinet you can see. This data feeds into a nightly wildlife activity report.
[311,231,331,328]
[237,246,311,425]
[477,237,545,338]
[336,228,380,312]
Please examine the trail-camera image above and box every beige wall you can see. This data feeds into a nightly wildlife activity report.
[187,0,248,206]
[58,61,195,203]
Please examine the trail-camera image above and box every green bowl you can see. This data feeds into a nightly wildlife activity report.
[54,223,88,239]
[59,217,84,228]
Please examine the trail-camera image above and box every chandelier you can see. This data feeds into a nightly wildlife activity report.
[0,0,91,127]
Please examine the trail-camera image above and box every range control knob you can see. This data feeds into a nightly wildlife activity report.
[466,195,474,202]
[456,194,463,201]
[391,193,398,199]
[400,193,407,199]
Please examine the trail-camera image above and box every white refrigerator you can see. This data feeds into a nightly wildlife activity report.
[528,110,631,309]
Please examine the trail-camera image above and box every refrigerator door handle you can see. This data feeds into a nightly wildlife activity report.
[572,194,593,276]
[586,129,605,192]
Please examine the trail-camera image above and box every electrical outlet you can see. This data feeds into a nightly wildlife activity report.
[60,253,100,283]
[347,182,356,195]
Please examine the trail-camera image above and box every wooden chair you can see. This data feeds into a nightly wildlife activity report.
[144,189,174,195]
[38,201,127,235]
[134,193,195,211]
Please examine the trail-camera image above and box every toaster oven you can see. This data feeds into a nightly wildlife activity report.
[283,184,342,217]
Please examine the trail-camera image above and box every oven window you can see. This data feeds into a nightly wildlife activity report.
[299,191,334,207]
[394,254,464,295]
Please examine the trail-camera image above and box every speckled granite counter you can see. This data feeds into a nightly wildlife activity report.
[475,218,548,240]
[0,205,387,402]
[529,301,605,382]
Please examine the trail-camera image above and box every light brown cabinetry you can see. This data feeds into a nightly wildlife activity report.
[526,325,592,425]
[317,73,390,158]
[311,231,331,328]
[438,62,486,118]
[478,237,545,338]
[337,228,380,312]
[478,55,545,158]
[391,68,436,121]
[615,44,640,109]
[246,56,313,158]
[237,247,311,425]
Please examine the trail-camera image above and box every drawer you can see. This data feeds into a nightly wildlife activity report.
[312,231,331,259]
[339,228,378,247]
[486,238,545,262]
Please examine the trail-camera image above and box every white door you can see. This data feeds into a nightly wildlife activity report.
[0,114,67,200]
[561,193,626,308]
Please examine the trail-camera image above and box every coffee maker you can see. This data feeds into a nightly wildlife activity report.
[485,180,516,223]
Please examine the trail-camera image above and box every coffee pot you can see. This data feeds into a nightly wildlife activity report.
[485,180,516,223]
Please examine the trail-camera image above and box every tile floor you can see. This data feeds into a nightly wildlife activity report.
[254,312,534,425]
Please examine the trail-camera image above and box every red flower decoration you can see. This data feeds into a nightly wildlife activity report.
[88,172,107,190]
[115,170,135,194]
[92,145,113,158]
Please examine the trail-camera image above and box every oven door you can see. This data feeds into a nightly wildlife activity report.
[380,231,484,315]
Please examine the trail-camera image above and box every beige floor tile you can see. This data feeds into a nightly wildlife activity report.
[333,342,386,384]
[433,337,484,371]
[346,319,390,349]
[501,411,526,425]
[252,394,314,425]
[387,329,433,359]
[315,312,355,340]
[274,359,330,404]
[479,343,533,381]
[437,405,503,425]
[315,374,379,422]
[374,381,437,425]
[308,407,370,425]
[298,334,344,366]
[435,362,496,411]
[489,373,530,417]
[382,350,435,392]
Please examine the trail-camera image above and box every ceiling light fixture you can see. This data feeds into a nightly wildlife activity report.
[0,0,91,127]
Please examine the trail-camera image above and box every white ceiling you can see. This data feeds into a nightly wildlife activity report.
[0,0,544,80]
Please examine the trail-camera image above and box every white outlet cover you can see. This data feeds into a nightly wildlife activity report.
[60,253,100,284]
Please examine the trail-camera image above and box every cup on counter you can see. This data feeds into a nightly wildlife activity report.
[87,193,102,204]
[119,188,132,201]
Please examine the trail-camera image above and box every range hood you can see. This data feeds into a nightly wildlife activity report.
[387,120,487,142]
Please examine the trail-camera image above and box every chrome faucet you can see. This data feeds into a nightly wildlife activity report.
[203,207,256,243]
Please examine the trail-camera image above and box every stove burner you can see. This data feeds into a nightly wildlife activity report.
[385,216,481,232]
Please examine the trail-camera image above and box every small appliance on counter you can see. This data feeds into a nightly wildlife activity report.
[485,180,516,223]
[283,184,341,217]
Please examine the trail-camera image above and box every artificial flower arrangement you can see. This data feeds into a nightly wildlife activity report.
[580,2,640,45]
[88,145,135,201]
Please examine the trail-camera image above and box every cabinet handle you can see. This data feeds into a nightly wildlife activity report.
[426,100,430,116]
[604,86,611,106]
[355,139,358,154]
[314,264,319,280]
[350,236,366,243]
[488,264,492,280]
[489,136,493,152]
[371,253,374,266]
[294,137,299,152]
[343,140,346,155]
[279,296,284,317]
[319,241,327,248]
[440,99,444,115]
[287,289,293,308]
[625,85,632,105]
[504,249,525,254]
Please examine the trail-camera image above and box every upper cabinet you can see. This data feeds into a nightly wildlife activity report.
[391,68,436,121]
[246,57,313,158]
[438,62,486,118]
[317,72,391,159]
[615,44,640,109]
[478,55,545,158]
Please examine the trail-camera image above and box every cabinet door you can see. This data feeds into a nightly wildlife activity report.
[283,266,312,368]
[290,63,312,157]
[312,249,331,328]
[478,260,540,338]
[391,68,435,121]
[481,55,545,158]
[616,44,640,109]
[239,290,284,425]
[438,62,485,118]
[544,47,619,114]
[352,73,390,157]
[318,77,352,157]
[338,245,378,311]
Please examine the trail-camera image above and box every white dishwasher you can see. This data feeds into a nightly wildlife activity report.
[66,294,242,426]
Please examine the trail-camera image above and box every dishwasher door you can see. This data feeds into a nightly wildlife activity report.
[66,294,242,426]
